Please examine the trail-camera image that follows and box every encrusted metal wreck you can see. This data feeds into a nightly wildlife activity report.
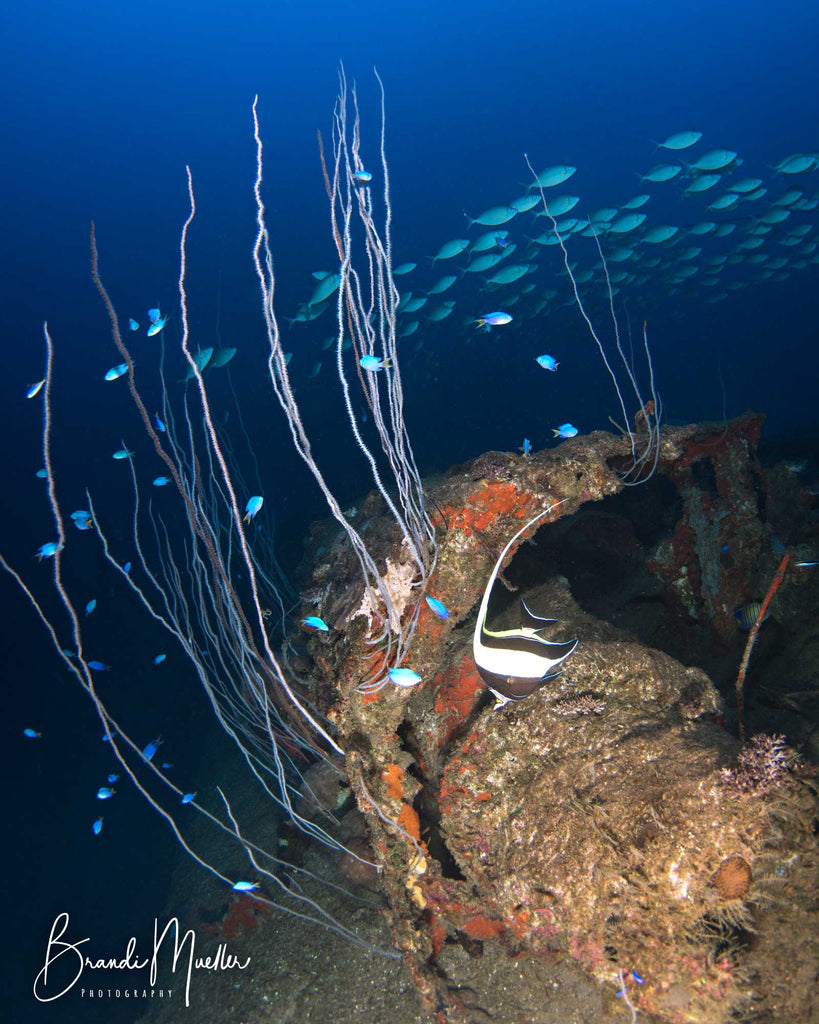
[295,415,819,1024]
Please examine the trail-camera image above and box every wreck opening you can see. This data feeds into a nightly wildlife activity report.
[491,439,791,718]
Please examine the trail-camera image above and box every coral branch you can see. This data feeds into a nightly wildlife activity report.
[735,547,791,741]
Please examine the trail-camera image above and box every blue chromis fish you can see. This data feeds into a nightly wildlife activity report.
[142,735,163,761]
[85,599,97,615]
[359,354,391,371]
[154,414,166,433]
[153,476,171,487]
[113,447,134,460]
[734,602,770,629]
[473,311,513,332]
[425,596,450,620]
[154,653,166,664]
[181,792,196,804]
[243,495,264,522]
[232,881,259,892]
[146,309,167,336]
[553,423,578,439]
[107,774,119,783]
[535,354,559,371]
[353,169,372,184]
[104,362,128,381]
[96,786,116,800]
[23,727,41,738]
[26,379,45,399]
[70,510,93,530]
[87,661,110,671]
[123,561,132,574]
[303,616,329,631]
[128,318,139,331]
[388,667,422,687]
[36,468,48,478]
[520,438,532,457]
[36,541,62,561]
[92,817,104,835]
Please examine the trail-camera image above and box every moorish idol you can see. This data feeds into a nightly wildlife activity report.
[473,503,578,708]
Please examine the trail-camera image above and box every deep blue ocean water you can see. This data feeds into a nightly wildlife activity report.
[1,2,818,1020]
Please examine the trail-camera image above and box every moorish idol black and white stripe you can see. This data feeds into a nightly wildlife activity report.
[473,503,578,708]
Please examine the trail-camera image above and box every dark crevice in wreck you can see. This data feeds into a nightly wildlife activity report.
[396,719,466,881]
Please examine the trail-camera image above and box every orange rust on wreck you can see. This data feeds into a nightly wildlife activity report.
[382,763,404,800]
[397,802,422,843]
[433,655,485,747]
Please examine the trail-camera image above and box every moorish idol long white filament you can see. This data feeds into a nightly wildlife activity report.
[473,502,578,707]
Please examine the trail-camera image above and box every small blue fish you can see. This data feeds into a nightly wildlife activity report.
[153,476,171,487]
[244,495,264,523]
[353,169,373,184]
[520,438,532,457]
[26,380,45,399]
[104,363,128,381]
[87,661,110,672]
[146,309,166,337]
[553,423,578,439]
[70,510,93,531]
[303,616,329,631]
[154,653,166,664]
[112,447,134,460]
[85,599,97,616]
[359,354,391,372]
[734,602,769,630]
[92,817,104,835]
[142,735,162,761]
[473,311,513,332]
[23,727,41,739]
[232,881,259,892]
[107,773,119,783]
[36,541,62,561]
[388,667,422,687]
[161,762,173,770]
[35,468,48,479]
[425,596,450,620]
[96,786,116,800]
[154,414,166,433]
[536,354,559,372]
[128,318,139,331]
[181,792,196,804]
[123,561,132,574]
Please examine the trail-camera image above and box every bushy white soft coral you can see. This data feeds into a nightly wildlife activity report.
[352,540,419,635]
